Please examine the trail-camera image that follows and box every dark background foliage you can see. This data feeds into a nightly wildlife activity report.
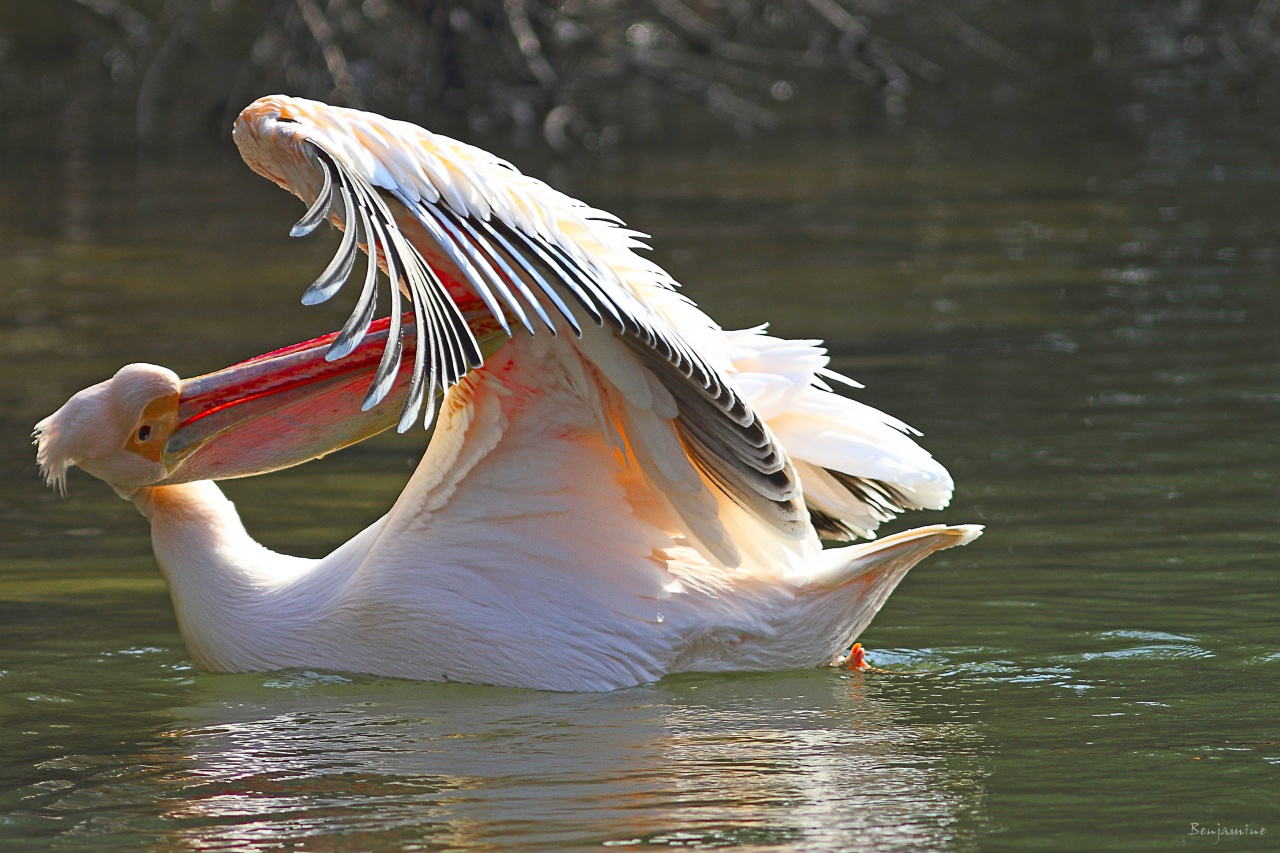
[2,1,1279,153]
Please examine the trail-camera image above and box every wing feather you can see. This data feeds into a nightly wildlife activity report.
[326,204,382,361]
[288,156,333,237]
[362,211,405,412]
[235,96,807,543]
[301,164,359,305]
[722,326,954,539]
[476,217,579,333]
[291,145,484,429]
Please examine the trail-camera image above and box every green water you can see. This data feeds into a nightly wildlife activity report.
[1,112,1277,851]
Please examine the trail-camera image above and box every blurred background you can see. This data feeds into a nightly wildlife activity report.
[5,0,1280,152]
[1,3,1278,852]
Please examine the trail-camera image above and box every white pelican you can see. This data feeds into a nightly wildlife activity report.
[34,96,980,691]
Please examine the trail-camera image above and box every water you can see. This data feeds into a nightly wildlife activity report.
[1,109,1277,851]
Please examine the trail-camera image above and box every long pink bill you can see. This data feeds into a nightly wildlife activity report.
[155,317,418,485]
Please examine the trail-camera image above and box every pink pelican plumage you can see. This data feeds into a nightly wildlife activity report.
[34,96,980,691]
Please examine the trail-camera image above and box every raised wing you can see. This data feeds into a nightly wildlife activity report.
[233,96,805,550]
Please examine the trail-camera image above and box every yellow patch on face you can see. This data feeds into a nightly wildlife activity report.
[125,393,180,462]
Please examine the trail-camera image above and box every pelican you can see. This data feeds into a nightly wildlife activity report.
[34,96,980,691]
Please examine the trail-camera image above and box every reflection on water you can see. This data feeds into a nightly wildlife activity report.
[159,674,983,852]
[2,93,1279,850]
[13,670,985,852]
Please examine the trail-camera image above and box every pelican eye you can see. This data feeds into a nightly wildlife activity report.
[136,425,152,442]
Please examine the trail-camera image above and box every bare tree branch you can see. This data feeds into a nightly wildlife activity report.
[505,0,556,88]
[933,6,1038,76]
[70,0,154,46]
[295,0,361,106]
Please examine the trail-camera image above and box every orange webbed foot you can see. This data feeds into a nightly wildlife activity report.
[841,643,890,673]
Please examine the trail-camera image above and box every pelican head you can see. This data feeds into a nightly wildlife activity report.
[35,363,180,494]
[35,319,420,496]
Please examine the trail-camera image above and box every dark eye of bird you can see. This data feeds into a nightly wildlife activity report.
[137,425,152,442]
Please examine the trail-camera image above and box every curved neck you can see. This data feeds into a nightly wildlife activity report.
[131,482,322,671]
